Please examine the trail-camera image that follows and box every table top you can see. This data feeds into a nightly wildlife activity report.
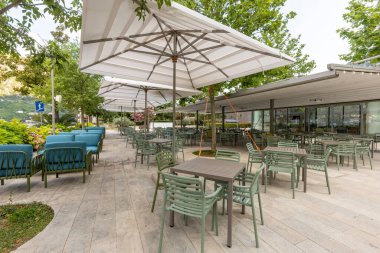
[263,146,307,156]
[148,138,172,144]
[170,157,245,182]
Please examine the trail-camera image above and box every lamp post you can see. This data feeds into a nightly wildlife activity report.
[50,54,56,135]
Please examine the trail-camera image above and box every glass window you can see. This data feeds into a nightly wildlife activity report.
[252,111,263,131]
[366,101,380,134]
[309,107,317,132]
[263,110,270,132]
[316,107,329,129]
[275,108,287,132]
[344,105,360,134]
[288,107,305,132]
[330,105,343,132]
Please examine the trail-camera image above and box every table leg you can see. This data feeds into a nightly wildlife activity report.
[371,140,374,158]
[227,180,233,247]
[303,156,307,192]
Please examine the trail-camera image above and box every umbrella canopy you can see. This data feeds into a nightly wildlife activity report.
[99,77,201,130]
[79,0,294,173]
[102,104,143,112]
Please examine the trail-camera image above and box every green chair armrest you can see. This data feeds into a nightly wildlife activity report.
[205,186,223,200]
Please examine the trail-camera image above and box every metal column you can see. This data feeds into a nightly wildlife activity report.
[270,99,275,134]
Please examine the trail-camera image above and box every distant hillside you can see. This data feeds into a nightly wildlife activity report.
[0,95,35,121]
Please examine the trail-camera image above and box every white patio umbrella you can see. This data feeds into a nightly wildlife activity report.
[79,0,295,164]
[99,77,201,131]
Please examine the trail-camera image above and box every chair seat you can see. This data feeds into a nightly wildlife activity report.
[307,164,325,171]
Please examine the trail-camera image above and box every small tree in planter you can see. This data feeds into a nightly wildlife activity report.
[131,107,155,130]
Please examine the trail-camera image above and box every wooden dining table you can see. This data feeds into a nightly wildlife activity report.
[263,146,308,192]
[170,157,246,248]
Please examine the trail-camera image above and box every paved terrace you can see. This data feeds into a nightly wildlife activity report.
[2,130,380,253]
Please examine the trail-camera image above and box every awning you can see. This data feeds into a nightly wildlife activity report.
[177,64,380,113]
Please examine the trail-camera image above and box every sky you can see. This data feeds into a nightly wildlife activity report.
[13,0,351,74]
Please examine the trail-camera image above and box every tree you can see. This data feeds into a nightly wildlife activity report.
[0,0,82,55]
[176,0,316,150]
[337,0,380,63]
[0,0,170,55]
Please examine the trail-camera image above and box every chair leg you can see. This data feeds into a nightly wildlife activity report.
[151,174,161,213]
[201,216,206,253]
[158,210,166,253]
[44,171,48,188]
[214,203,219,236]
[83,170,85,183]
[134,152,138,168]
[368,151,373,170]
[325,167,331,195]
[257,190,264,225]
[1,179,4,185]
[337,155,340,170]
[296,166,300,188]
[147,155,150,170]
[291,172,295,199]
[251,197,259,248]
[27,175,30,192]
[264,168,268,193]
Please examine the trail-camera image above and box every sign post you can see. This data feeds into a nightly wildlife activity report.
[35,101,44,126]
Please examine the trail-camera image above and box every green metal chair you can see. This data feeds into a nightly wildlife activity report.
[307,143,325,157]
[158,172,222,253]
[264,151,297,199]
[219,163,265,248]
[306,148,332,194]
[278,141,298,148]
[151,151,176,212]
[134,139,156,169]
[330,142,357,170]
[246,143,262,172]
[354,140,372,170]
[215,150,240,162]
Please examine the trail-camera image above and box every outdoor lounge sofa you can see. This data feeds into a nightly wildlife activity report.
[0,144,43,191]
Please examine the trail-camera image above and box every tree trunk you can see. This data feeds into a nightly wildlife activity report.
[80,107,85,130]
[209,85,217,151]
[96,115,99,126]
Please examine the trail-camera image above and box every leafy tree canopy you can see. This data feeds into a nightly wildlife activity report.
[337,0,380,63]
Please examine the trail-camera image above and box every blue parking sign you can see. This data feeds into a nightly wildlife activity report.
[35,101,44,112]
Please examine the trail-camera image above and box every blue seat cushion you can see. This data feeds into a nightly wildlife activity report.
[86,146,99,153]
[75,134,101,147]
[0,169,31,177]
[86,127,105,134]
[71,130,88,134]
[46,135,74,143]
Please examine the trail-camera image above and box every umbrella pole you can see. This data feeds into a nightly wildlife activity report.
[144,88,148,133]
[172,34,178,161]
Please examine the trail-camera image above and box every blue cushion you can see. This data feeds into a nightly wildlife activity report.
[0,169,31,177]
[0,144,33,172]
[71,130,88,134]
[86,127,105,134]
[44,142,87,164]
[58,132,76,136]
[46,135,74,143]
[86,146,99,153]
[75,134,101,147]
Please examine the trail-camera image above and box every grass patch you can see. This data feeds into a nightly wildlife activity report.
[0,202,54,253]
[192,149,217,157]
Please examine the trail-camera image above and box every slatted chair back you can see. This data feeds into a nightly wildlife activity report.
[265,150,295,168]
[334,142,356,154]
[215,150,240,163]
[307,143,324,156]
[156,151,175,172]
[278,141,298,148]
[234,163,265,204]
[246,143,262,163]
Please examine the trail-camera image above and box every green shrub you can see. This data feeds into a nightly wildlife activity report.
[0,120,29,144]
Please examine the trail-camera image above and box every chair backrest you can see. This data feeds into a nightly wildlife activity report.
[44,142,87,164]
[278,141,298,148]
[215,150,240,162]
[235,163,265,194]
[161,172,205,213]
[85,126,105,134]
[265,151,295,168]
[335,142,356,153]
[46,135,74,143]
[308,143,324,156]
[0,145,33,174]
[71,130,88,134]
[58,132,76,137]
[246,143,262,161]
[75,134,101,147]
[156,151,175,172]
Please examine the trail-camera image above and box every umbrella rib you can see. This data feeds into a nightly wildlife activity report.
[158,91,167,101]
[177,33,207,55]
[177,39,195,89]
[103,99,118,106]
[153,14,174,54]
[123,37,171,56]
[183,32,284,59]
[181,44,225,56]
[179,33,229,78]
[147,33,174,81]
[80,34,166,70]
[98,84,124,96]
